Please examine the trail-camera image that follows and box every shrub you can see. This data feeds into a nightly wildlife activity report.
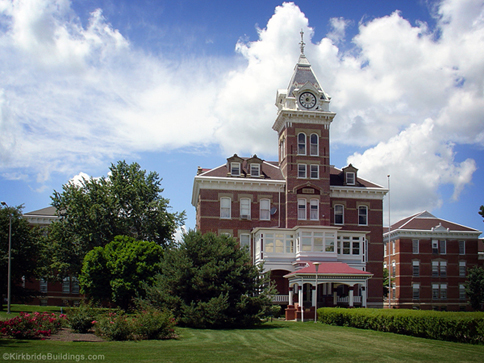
[0,311,67,339]
[133,306,176,340]
[65,303,98,333]
[93,311,134,341]
[317,308,484,344]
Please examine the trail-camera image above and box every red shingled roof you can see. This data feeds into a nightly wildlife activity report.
[390,211,480,233]
[285,261,372,276]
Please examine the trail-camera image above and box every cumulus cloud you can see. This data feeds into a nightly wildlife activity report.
[0,0,483,223]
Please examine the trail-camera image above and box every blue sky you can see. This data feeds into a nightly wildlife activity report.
[0,0,483,234]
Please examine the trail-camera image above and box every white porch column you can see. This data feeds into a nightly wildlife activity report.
[349,286,354,307]
[289,287,294,306]
[362,285,367,307]
[299,285,304,321]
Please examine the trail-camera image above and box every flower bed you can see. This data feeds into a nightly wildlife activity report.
[0,311,67,339]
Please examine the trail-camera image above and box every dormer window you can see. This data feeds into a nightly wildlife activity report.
[250,164,260,177]
[231,162,240,176]
[346,172,355,185]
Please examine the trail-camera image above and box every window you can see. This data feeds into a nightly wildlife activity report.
[310,134,318,156]
[250,164,260,177]
[240,234,250,250]
[62,277,70,294]
[240,198,251,219]
[334,204,344,225]
[313,233,323,252]
[440,284,447,299]
[264,233,274,253]
[260,199,270,221]
[343,240,351,255]
[298,164,307,178]
[413,283,420,300]
[220,197,231,219]
[71,277,79,294]
[459,284,466,300]
[392,240,395,255]
[298,133,306,155]
[459,261,466,277]
[432,261,439,277]
[358,206,368,225]
[352,240,360,255]
[432,284,440,299]
[459,240,465,255]
[432,240,439,254]
[346,172,355,185]
[413,260,420,277]
[310,199,319,220]
[440,240,446,254]
[298,199,306,220]
[310,165,319,179]
[412,239,419,254]
[231,162,240,176]
[392,261,396,277]
[280,138,286,160]
[39,278,47,293]
[440,261,447,277]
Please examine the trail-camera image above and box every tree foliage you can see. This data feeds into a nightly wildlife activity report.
[48,161,185,278]
[0,204,45,309]
[465,265,484,311]
[79,235,164,310]
[479,205,484,221]
[144,231,275,329]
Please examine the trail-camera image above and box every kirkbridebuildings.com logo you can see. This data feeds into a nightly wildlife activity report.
[3,352,105,361]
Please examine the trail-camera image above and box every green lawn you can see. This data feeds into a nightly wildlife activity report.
[1,319,484,362]
[0,304,64,320]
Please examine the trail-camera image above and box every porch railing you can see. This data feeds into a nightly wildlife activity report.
[272,295,289,303]
[337,296,362,303]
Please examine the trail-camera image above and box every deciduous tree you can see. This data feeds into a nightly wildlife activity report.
[79,235,164,310]
[465,265,484,311]
[0,204,45,310]
[48,161,185,278]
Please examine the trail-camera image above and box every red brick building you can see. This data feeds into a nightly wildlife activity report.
[22,207,82,306]
[384,211,482,311]
[192,42,388,319]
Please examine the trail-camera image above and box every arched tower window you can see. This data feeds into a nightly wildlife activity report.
[298,133,306,155]
[310,134,318,156]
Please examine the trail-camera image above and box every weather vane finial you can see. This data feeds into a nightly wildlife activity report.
[300,29,305,55]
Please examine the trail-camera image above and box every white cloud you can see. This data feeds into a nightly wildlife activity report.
[0,0,483,223]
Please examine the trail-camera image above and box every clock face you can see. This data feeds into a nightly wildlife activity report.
[299,92,316,109]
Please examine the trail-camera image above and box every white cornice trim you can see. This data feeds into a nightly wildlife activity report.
[272,110,336,133]
[191,176,286,206]
[383,228,482,241]
[330,186,388,200]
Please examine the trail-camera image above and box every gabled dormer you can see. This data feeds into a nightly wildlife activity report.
[342,164,358,186]
[226,154,245,177]
[246,155,264,178]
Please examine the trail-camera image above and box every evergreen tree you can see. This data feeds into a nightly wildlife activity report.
[145,231,275,328]
[465,265,484,311]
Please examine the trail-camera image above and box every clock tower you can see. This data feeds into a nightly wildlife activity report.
[273,32,336,228]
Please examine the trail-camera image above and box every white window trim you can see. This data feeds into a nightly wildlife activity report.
[260,199,270,221]
[310,164,319,179]
[250,164,260,177]
[310,199,319,220]
[231,162,240,176]
[358,205,368,226]
[240,198,251,219]
[220,197,231,219]
[334,204,344,225]
[346,172,355,185]
[310,133,319,156]
[298,164,307,179]
[298,199,307,220]
[298,133,307,155]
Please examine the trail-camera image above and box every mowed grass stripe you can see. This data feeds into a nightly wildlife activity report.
[2,320,484,362]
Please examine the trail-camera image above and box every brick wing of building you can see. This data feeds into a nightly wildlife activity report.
[384,211,482,311]
[192,41,388,320]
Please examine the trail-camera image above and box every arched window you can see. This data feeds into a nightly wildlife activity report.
[298,133,306,155]
[310,199,319,220]
[334,204,344,225]
[310,134,318,156]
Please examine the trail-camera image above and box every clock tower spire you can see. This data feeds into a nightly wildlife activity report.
[274,36,336,228]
